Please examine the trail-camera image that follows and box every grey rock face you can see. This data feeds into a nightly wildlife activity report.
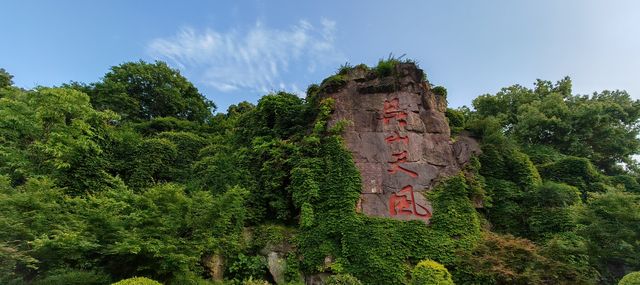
[201,254,224,281]
[322,63,478,223]
[267,251,287,285]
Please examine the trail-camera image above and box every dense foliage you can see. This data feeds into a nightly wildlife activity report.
[111,277,162,285]
[324,274,363,285]
[410,260,454,285]
[1,59,640,284]
[618,272,640,285]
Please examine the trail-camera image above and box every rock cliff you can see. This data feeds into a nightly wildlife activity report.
[321,63,479,222]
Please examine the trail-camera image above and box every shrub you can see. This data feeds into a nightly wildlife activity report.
[521,144,564,165]
[32,270,111,285]
[480,145,541,190]
[454,231,594,285]
[168,272,217,285]
[619,271,640,285]
[111,277,162,285]
[526,182,581,240]
[127,137,177,187]
[325,274,363,285]
[411,259,454,285]
[241,277,270,285]
[227,253,268,282]
[320,74,347,94]
[374,58,398,77]
[538,156,602,196]
[251,224,295,253]
[432,86,448,98]
[445,108,465,130]
[610,175,640,193]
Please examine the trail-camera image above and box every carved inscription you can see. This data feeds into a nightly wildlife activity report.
[389,186,431,218]
[380,98,432,220]
[323,63,468,223]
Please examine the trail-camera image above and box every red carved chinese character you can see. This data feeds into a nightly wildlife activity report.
[389,186,432,219]
[388,151,418,178]
[380,98,408,127]
[385,131,409,145]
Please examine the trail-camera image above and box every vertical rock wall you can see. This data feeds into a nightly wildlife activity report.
[322,63,478,222]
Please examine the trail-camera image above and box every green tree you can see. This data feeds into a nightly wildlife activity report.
[471,77,640,174]
[455,232,594,285]
[0,177,248,282]
[31,270,111,285]
[574,190,640,283]
[0,87,121,193]
[0,68,13,88]
[526,182,581,240]
[92,61,215,122]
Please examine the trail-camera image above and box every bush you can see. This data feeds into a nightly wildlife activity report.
[526,182,581,240]
[374,58,398,77]
[168,272,218,285]
[226,253,268,282]
[411,259,454,285]
[445,108,465,132]
[111,277,162,285]
[521,144,564,165]
[325,274,363,285]
[619,271,640,285]
[538,156,602,196]
[241,277,270,285]
[320,74,347,94]
[31,270,111,285]
[432,86,448,98]
[610,175,640,193]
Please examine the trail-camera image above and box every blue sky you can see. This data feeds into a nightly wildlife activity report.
[2,0,639,112]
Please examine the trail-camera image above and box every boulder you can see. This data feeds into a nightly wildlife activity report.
[267,251,287,285]
[201,254,224,281]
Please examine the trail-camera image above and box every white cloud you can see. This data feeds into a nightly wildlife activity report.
[147,19,343,94]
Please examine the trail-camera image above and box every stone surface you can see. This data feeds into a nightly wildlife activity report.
[304,273,331,285]
[453,131,482,166]
[202,254,224,281]
[267,251,287,285]
[255,229,300,284]
[321,63,477,223]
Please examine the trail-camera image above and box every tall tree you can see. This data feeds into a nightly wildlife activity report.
[0,68,13,88]
[471,77,640,174]
[92,61,215,122]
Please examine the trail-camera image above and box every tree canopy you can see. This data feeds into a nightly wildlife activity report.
[69,61,215,122]
[471,77,640,174]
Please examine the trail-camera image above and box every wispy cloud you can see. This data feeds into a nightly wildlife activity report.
[148,19,343,94]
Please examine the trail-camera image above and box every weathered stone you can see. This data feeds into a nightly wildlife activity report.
[322,63,479,223]
[202,254,224,281]
[305,273,331,285]
[453,131,482,166]
[267,251,287,285]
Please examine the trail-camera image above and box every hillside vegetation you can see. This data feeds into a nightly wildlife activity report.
[0,60,639,285]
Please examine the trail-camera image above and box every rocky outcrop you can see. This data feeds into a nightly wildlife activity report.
[321,63,479,223]
[304,273,331,285]
[202,254,225,281]
[252,226,301,284]
[267,251,286,285]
